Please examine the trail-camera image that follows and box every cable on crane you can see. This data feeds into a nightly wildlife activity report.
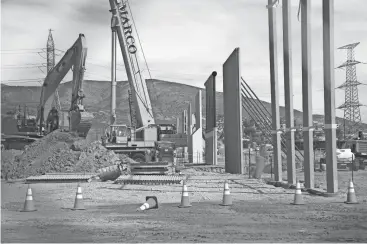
[126,0,159,103]
[126,0,152,80]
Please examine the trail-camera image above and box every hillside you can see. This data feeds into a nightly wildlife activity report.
[1,79,363,130]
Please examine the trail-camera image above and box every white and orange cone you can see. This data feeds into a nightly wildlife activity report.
[20,185,37,212]
[345,179,358,204]
[178,181,191,208]
[220,180,232,206]
[71,183,86,210]
[137,196,158,211]
[291,181,304,205]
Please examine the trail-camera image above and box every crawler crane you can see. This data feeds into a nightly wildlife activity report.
[102,0,183,163]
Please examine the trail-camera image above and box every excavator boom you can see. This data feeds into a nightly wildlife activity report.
[37,34,93,137]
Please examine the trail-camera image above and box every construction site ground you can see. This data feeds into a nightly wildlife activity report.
[2,168,367,243]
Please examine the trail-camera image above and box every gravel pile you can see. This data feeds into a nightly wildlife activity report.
[1,130,134,179]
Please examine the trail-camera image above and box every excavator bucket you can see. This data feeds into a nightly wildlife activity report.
[69,111,94,138]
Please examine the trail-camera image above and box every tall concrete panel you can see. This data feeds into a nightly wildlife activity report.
[223,48,243,174]
[181,109,188,134]
[193,90,203,163]
[205,71,218,165]
[176,117,180,134]
[322,0,338,194]
[282,0,296,185]
[187,103,193,163]
[301,0,314,189]
[267,0,282,181]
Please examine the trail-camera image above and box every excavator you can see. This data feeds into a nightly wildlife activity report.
[102,0,185,164]
[36,34,93,138]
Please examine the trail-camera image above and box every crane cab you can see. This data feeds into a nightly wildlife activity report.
[105,124,131,144]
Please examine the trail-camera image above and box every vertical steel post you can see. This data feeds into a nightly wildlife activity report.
[267,0,282,181]
[301,0,314,189]
[111,30,117,125]
[282,0,296,184]
[322,0,338,193]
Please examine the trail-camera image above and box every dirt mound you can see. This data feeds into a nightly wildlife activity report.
[1,150,23,180]
[2,130,132,179]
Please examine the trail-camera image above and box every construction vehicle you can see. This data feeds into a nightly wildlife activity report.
[36,34,94,138]
[319,131,367,171]
[1,106,43,150]
[344,137,367,170]
[102,0,185,164]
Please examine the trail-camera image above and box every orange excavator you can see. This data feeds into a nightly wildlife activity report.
[36,34,93,138]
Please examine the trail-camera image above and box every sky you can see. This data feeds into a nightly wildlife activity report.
[1,0,367,122]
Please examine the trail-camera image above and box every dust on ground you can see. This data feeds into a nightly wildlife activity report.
[1,169,367,242]
[1,130,127,180]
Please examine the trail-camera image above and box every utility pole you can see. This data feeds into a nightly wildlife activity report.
[267,0,282,182]
[301,0,314,189]
[322,0,338,194]
[282,0,296,185]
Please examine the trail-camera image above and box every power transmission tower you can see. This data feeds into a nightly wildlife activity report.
[336,42,363,137]
[47,29,61,111]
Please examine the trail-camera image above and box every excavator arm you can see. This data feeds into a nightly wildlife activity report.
[37,34,93,137]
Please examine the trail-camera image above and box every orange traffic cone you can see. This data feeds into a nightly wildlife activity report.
[291,181,304,205]
[178,181,191,208]
[71,183,86,210]
[137,196,158,211]
[220,180,232,206]
[20,185,37,212]
[345,179,358,204]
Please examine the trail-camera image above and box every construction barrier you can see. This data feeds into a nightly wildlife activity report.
[20,185,37,212]
[345,179,359,204]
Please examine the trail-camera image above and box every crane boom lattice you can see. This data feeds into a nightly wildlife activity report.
[109,0,155,128]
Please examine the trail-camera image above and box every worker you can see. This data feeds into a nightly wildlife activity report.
[358,131,364,140]
[112,129,117,143]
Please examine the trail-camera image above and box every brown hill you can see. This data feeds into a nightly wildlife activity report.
[1,79,363,131]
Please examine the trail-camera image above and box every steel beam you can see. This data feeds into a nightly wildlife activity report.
[322,0,338,193]
[267,0,282,181]
[282,0,296,184]
[223,48,243,174]
[301,0,314,188]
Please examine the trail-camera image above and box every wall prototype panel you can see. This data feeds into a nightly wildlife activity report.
[205,71,218,165]
[188,91,203,163]
[223,48,243,174]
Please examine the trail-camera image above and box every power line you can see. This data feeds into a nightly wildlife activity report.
[1,66,45,69]
[1,63,46,66]
[0,51,45,55]
[1,78,44,82]
[1,48,44,51]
